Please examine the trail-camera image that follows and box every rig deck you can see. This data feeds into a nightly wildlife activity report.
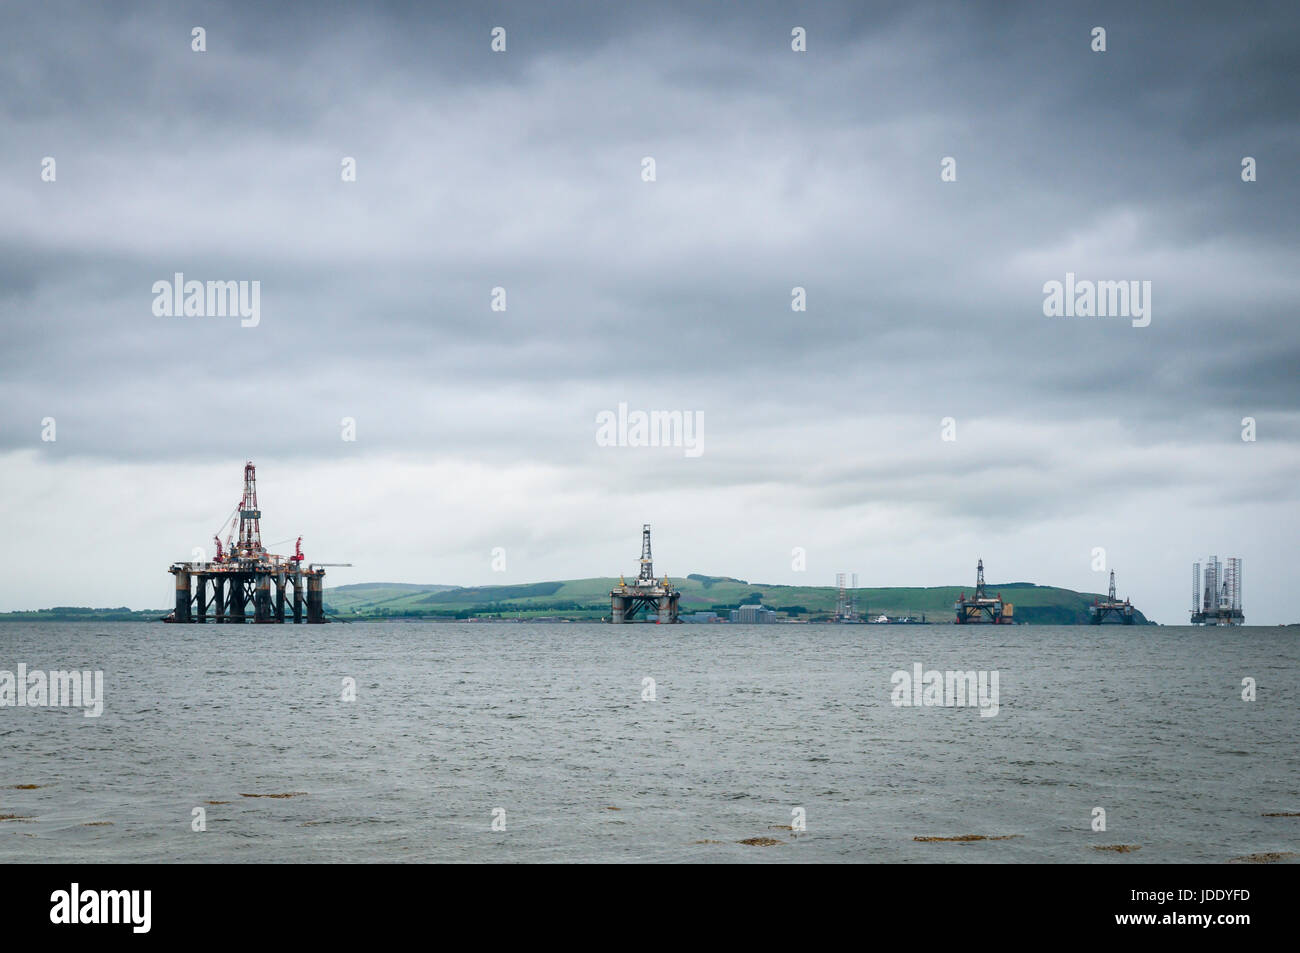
[168,560,327,624]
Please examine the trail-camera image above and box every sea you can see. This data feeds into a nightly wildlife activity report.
[2,622,1297,863]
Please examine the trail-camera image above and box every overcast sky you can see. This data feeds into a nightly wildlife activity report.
[2,0,1297,622]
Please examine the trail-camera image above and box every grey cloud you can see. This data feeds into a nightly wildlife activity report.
[0,0,1297,621]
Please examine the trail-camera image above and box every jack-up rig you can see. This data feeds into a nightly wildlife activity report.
[1190,556,1244,626]
[608,524,680,624]
[1089,570,1136,624]
[954,558,1014,624]
[834,572,863,623]
[165,461,350,623]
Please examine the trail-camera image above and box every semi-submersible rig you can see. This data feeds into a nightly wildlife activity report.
[1089,569,1136,624]
[165,462,348,623]
[954,559,1014,624]
[608,524,680,623]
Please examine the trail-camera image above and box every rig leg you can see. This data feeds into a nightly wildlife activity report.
[174,569,192,623]
[229,577,247,624]
[306,574,324,624]
[254,573,271,623]
[196,576,207,623]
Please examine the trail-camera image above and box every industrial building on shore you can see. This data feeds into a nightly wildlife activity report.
[729,604,777,623]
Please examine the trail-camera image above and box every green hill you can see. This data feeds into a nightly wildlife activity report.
[322,576,1155,624]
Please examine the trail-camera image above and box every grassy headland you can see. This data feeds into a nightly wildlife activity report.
[0,575,1156,624]
[318,574,1155,624]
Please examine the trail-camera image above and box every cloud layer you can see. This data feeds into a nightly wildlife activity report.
[1,1,1297,621]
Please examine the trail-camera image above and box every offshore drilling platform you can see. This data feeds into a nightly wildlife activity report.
[834,572,861,623]
[1191,556,1244,625]
[165,462,347,623]
[954,558,1014,624]
[609,524,680,623]
[1089,569,1136,624]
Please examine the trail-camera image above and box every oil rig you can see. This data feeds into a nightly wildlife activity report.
[1089,570,1136,624]
[954,558,1014,624]
[834,572,862,623]
[1191,556,1244,625]
[165,462,347,623]
[609,524,680,624]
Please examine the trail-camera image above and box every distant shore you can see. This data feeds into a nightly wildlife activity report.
[4,608,1297,625]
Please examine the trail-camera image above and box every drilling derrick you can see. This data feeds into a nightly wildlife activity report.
[954,558,1013,624]
[166,461,344,624]
[638,523,654,583]
[236,462,263,558]
[609,523,680,624]
[1089,569,1136,624]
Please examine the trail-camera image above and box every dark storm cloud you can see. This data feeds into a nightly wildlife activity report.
[0,1,1297,536]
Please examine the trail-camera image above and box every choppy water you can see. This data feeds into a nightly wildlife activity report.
[1,622,1297,863]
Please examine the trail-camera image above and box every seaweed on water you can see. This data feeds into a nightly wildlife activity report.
[1091,844,1141,853]
[238,792,307,799]
[1228,851,1298,864]
[738,836,784,846]
[914,834,1020,842]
